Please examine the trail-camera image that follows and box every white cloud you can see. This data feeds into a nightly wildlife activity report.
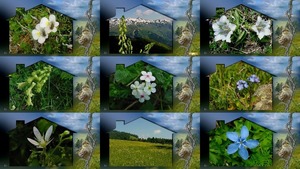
[136,9,143,17]
[144,9,154,15]
[154,129,161,134]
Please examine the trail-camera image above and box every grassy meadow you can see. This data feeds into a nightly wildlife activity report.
[269,145,300,169]
[174,145,200,169]
[173,88,200,112]
[69,144,100,169]
[273,32,300,56]
[273,89,300,112]
[69,88,100,112]
[109,139,172,167]
[174,32,200,56]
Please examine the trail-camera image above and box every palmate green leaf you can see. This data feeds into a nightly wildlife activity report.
[114,69,132,85]
[209,152,219,165]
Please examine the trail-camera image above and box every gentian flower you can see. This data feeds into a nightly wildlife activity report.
[27,125,53,149]
[212,15,237,43]
[248,74,260,83]
[236,80,249,91]
[226,126,259,160]
[251,16,271,40]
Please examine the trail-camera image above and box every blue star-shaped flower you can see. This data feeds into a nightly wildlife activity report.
[248,74,260,83]
[226,126,259,160]
[236,80,248,91]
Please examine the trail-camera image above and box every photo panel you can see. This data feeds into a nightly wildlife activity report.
[100,56,200,112]
[100,112,200,168]
[0,56,100,112]
[0,112,100,168]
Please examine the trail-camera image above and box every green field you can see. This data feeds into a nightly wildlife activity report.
[109,139,172,167]
[173,88,200,112]
[273,89,300,112]
[68,144,100,169]
[174,145,200,169]
[69,88,100,112]
[272,32,300,56]
[268,145,300,169]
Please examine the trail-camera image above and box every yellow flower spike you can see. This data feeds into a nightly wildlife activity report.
[17,82,27,90]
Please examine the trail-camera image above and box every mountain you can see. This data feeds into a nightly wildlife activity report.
[108,17,173,53]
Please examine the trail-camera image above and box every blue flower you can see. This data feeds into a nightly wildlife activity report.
[226,126,259,160]
[248,75,260,83]
[236,80,248,91]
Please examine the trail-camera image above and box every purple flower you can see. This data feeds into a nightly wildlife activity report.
[236,80,248,91]
[248,75,260,83]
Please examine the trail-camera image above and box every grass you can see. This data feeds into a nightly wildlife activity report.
[272,32,300,56]
[69,144,100,169]
[109,139,172,167]
[173,88,200,112]
[173,145,200,169]
[174,32,200,56]
[72,31,100,56]
[69,88,100,112]
[273,89,300,112]
[269,145,300,169]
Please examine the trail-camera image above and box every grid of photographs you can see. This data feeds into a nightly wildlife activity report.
[0,0,299,168]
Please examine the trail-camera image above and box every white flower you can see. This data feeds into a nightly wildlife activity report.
[32,24,49,44]
[144,82,156,95]
[40,15,59,33]
[27,125,53,149]
[251,16,271,40]
[137,91,150,103]
[130,81,145,98]
[212,15,236,43]
[140,71,155,82]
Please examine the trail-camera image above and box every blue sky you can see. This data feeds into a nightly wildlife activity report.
[244,0,300,19]
[0,113,100,132]
[201,56,300,77]
[0,56,100,77]
[44,0,100,19]
[145,0,200,19]
[101,56,200,77]
[113,5,172,20]
[202,113,300,133]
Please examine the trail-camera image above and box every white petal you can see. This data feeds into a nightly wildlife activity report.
[55,22,59,27]
[33,126,43,142]
[27,138,39,146]
[38,37,46,44]
[141,71,146,75]
[219,15,228,23]
[51,27,57,33]
[45,125,53,142]
[40,17,50,28]
[49,14,56,22]
[32,30,40,40]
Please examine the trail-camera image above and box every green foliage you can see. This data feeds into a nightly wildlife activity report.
[174,145,200,169]
[209,5,272,55]
[209,61,272,110]
[110,139,172,167]
[273,32,300,56]
[118,15,133,54]
[109,62,173,110]
[9,5,73,54]
[209,118,273,167]
[273,89,300,112]
[9,62,73,111]
[71,144,100,169]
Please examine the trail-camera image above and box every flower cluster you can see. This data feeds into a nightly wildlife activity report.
[236,74,260,91]
[32,14,59,44]
[226,126,259,160]
[130,71,156,103]
[212,15,271,43]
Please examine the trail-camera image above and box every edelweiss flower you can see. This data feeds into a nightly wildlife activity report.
[137,91,150,103]
[32,24,49,44]
[226,126,259,160]
[27,125,53,149]
[144,82,156,95]
[236,80,248,91]
[251,16,271,40]
[40,14,59,33]
[140,71,155,82]
[212,15,236,43]
[248,74,260,83]
[130,81,145,98]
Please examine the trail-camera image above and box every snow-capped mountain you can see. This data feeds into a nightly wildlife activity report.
[109,17,172,26]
